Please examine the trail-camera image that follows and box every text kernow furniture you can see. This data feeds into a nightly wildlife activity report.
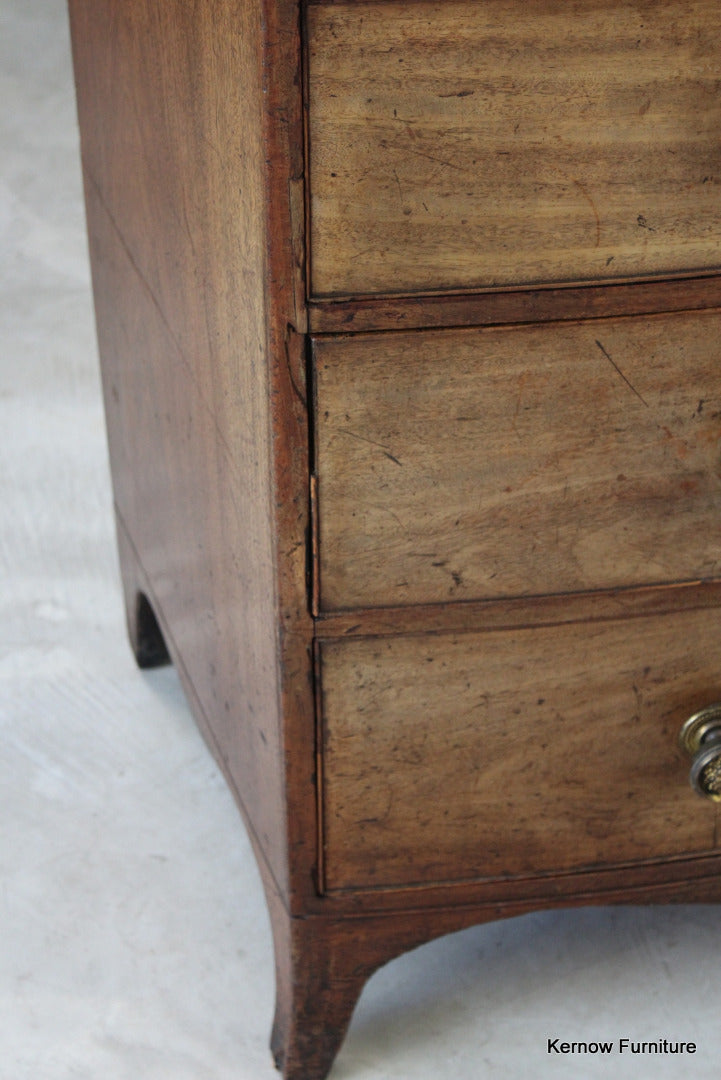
[68,2,721,1077]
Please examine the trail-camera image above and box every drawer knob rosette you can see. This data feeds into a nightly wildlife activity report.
[679,705,721,802]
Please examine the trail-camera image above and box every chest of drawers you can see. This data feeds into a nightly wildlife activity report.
[68,1,721,1076]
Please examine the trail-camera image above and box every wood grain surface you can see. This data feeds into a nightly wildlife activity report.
[68,0,312,907]
[314,309,721,611]
[307,0,721,298]
[318,607,721,892]
[314,582,721,641]
[307,274,721,334]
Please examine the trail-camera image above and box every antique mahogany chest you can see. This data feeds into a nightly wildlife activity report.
[68,1,721,1076]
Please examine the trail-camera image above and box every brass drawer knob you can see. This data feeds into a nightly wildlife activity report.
[679,705,721,802]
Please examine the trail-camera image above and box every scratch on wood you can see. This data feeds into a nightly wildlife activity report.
[383,450,403,466]
[366,502,407,531]
[595,339,649,407]
[392,168,404,211]
[285,325,306,408]
[337,427,402,464]
[384,141,464,172]
[573,179,601,247]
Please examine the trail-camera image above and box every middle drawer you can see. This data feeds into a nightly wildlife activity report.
[312,309,721,612]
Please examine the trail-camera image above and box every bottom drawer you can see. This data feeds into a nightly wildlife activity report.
[317,607,721,893]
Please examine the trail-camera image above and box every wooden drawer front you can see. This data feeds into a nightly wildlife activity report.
[313,310,721,612]
[318,609,721,892]
[307,0,721,299]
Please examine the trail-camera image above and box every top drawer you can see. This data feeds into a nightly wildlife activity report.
[307,0,721,299]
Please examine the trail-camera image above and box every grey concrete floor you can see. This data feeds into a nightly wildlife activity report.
[2,2,721,1077]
